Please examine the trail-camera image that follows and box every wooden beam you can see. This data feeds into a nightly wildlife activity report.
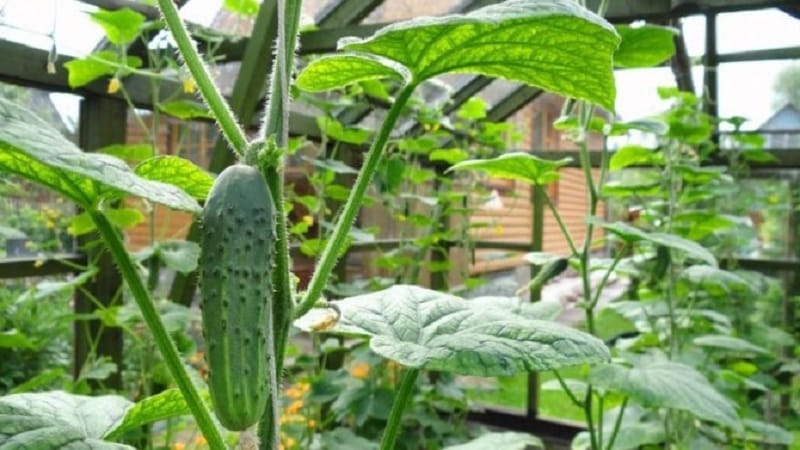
[316,0,386,27]
[75,95,126,389]
[79,0,161,20]
[487,85,543,122]
[0,254,86,279]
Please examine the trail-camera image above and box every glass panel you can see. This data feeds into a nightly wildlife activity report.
[613,65,705,121]
[0,0,104,56]
[716,8,800,54]
[718,59,800,131]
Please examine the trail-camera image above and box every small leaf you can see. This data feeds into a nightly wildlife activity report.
[223,0,259,16]
[316,116,372,144]
[297,285,609,376]
[63,51,142,88]
[609,145,662,170]
[106,390,191,440]
[304,156,359,174]
[0,329,34,348]
[456,97,487,120]
[680,265,751,296]
[0,98,201,213]
[593,220,716,266]
[157,241,201,274]
[0,391,134,449]
[89,8,145,46]
[157,100,214,120]
[444,431,543,449]
[297,54,408,92]
[135,156,214,200]
[429,148,469,164]
[588,361,741,430]
[693,334,770,355]
[319,428,378,450]
[614,24,677,68]
[341,0,620,110]
[450,152,571,185]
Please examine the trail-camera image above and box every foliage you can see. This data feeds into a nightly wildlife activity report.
[0,1,796,450]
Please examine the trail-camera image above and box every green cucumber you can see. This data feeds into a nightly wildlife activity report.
[200,164,274,431]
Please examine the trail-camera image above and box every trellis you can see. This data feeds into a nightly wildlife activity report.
[0,0,798,443]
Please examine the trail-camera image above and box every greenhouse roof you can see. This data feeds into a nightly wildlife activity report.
[0,0,799,135]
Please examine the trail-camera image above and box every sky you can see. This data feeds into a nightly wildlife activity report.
[0,0,798,132]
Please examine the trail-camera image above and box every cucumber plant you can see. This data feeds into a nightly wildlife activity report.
[0,1,710,449]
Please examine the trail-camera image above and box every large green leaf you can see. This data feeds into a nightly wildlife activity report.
[0,98,201,213]
[444,432,543,449]
[298,285,609,376]
[303,0,620,110]
[106,389,190,440]
[450,152,571,185]
[588,361,741,430]
[296,54,408,92]
[133,240,201,274]
[594,221,717,266]
[614,24,677,68]
[134,156,214,201]
[0,391,134,449]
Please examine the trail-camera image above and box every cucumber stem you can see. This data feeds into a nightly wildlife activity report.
[296,83,417,319]
[90,210,227,450]
[379,368,420,450]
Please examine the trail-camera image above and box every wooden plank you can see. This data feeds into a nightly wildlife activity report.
[0,254,86,279]
[316,0,386,27]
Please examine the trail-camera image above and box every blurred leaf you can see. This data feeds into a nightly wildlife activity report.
[593,220,717,266]
[223,0,259,16]
[157,100,213,120]
[70,208,145,235]
[609,145,663,170]
[0,329,34,349]
[450,152,571,185]
[89,8,145,46]
[429,148,469,164]
[316,117,372,144]
[693,334,770,356]
[457,97,487,120]
[63,51,142,88]
[614,24,677,68]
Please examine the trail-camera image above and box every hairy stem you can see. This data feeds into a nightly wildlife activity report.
[380,368,420,450]
[90,211,226,450]
[296,84,417,318]
[255,0,304,448]
[156,0,248,156]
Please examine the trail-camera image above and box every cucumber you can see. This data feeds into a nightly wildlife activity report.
[200,164,274,431]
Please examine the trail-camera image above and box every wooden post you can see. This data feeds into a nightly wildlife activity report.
[74,95,126,389]
[526,183,545,421]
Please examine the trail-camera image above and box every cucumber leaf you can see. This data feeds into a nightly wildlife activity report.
[449,152,571,185]
[0,98,201,213]
[298,285,609,376]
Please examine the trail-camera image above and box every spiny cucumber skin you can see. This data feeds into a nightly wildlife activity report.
[200,164,275,431]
